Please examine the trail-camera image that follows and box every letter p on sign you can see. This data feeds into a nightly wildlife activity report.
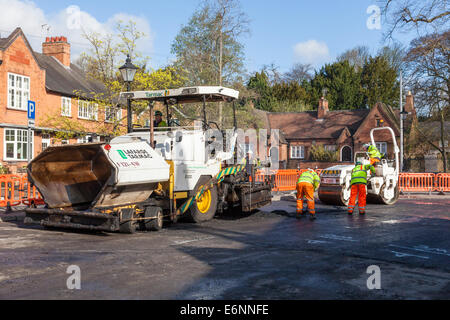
[28,101,36,120]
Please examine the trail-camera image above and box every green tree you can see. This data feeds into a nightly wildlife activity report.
[361,56,400,108]
[309,60,364,110]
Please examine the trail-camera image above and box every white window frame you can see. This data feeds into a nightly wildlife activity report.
[78,100,98,121]
[290,145,304,159]
[77,135,100,144]
[41,138,51,151]
[324,145,337,152]
[3,128,34,161]
[61,97,72,117]
[105,106,122,123]
[376,142,388,154]
[7,73,30,111]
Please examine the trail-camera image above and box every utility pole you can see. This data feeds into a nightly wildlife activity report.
[400,71,404,172]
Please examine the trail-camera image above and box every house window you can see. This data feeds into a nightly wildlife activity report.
[78,101,98,120]
[42,138,51,150]
[61,97,71,117]
[324,145,337,152]
[290,146,304,159]
[4,129,33,161]
[8,73,30,111]
[376,142,388,154]
[341,146,352,162]
[77,135,100,144]
[105,106,122,123]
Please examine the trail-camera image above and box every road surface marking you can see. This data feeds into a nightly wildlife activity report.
[307,240,330,244]
[390,250,429,259]
[172,237,215,245]
[389,244,450,257]
[319,234,357,242]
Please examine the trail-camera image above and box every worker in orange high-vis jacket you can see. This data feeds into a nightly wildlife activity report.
[348,161,376,215]
[296,169,321,221]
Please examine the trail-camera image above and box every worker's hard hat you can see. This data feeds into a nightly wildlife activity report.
[247,150,254,155]
[155,111,163,117]
[363,143,371,149]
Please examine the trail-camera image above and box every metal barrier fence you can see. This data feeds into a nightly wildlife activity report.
[0,172,449,209]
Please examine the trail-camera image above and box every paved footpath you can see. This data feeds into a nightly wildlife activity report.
[0,196,449,300]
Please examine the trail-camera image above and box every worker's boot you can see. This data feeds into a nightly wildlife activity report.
[348,211,353,215]
[359,211,366,216]
[296,211,307,219]
[309,214,316,221]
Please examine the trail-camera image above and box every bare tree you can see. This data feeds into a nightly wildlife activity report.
[405,30,449,172]
[380,0,450,38]
[283,63,313,84]
[172,0,250,127]
[337,46,371,70]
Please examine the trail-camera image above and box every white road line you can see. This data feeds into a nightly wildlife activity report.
[390,250,429,259]
[389,244,450,257]
[319,234,357,242]
[172,237,215,245]
[307,240,330,244]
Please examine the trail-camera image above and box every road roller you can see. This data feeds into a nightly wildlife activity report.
[319,127,400,206]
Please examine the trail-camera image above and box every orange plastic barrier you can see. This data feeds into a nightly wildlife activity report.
[256,170,448,193]
[21,176,45,206]
[0,175,24,208]
[435,173,450,192]
[0,172,449,208]
[398,173,436,193]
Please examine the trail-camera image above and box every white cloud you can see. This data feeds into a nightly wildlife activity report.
[0,0,153,62]
[293,40,330,65]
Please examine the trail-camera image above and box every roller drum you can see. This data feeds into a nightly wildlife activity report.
[318,185,350,206]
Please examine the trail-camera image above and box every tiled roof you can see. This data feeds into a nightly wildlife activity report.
[34,52,106,98]
[1,28,107,99]
[267,110,370,140]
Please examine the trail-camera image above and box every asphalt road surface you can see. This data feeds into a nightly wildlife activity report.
[0,196,449,300]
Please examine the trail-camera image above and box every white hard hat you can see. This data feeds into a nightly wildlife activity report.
[247,150,254,155]
[363,143,371,149]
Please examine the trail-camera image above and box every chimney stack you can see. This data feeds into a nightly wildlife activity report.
[42,36,71,67]
[404,91,417,119]
[318,97,329,119]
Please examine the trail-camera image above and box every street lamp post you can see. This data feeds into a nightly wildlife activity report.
[119,54,138,134]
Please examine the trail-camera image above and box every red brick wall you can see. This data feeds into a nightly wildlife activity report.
[0,34,126,173]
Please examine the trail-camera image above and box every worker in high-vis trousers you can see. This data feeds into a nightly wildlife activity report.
[363,143,382,166]
[348,161,376,215]
[296,169,321,220]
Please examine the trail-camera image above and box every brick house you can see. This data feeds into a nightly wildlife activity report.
[0,28,125,173]
[267,97,404,169]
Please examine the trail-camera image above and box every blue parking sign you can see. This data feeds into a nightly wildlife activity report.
[28,101,36,120]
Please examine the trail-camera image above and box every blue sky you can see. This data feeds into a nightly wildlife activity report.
[1,0,415,74]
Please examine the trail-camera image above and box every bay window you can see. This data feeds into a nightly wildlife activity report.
[4,129,33,161]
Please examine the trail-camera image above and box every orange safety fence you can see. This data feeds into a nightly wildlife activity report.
[436,173,450,192]
[398,173,436,193]
[256,170,450,193]
[21,178,46,207]
[0,175,24,208]
[0,172,449,208]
